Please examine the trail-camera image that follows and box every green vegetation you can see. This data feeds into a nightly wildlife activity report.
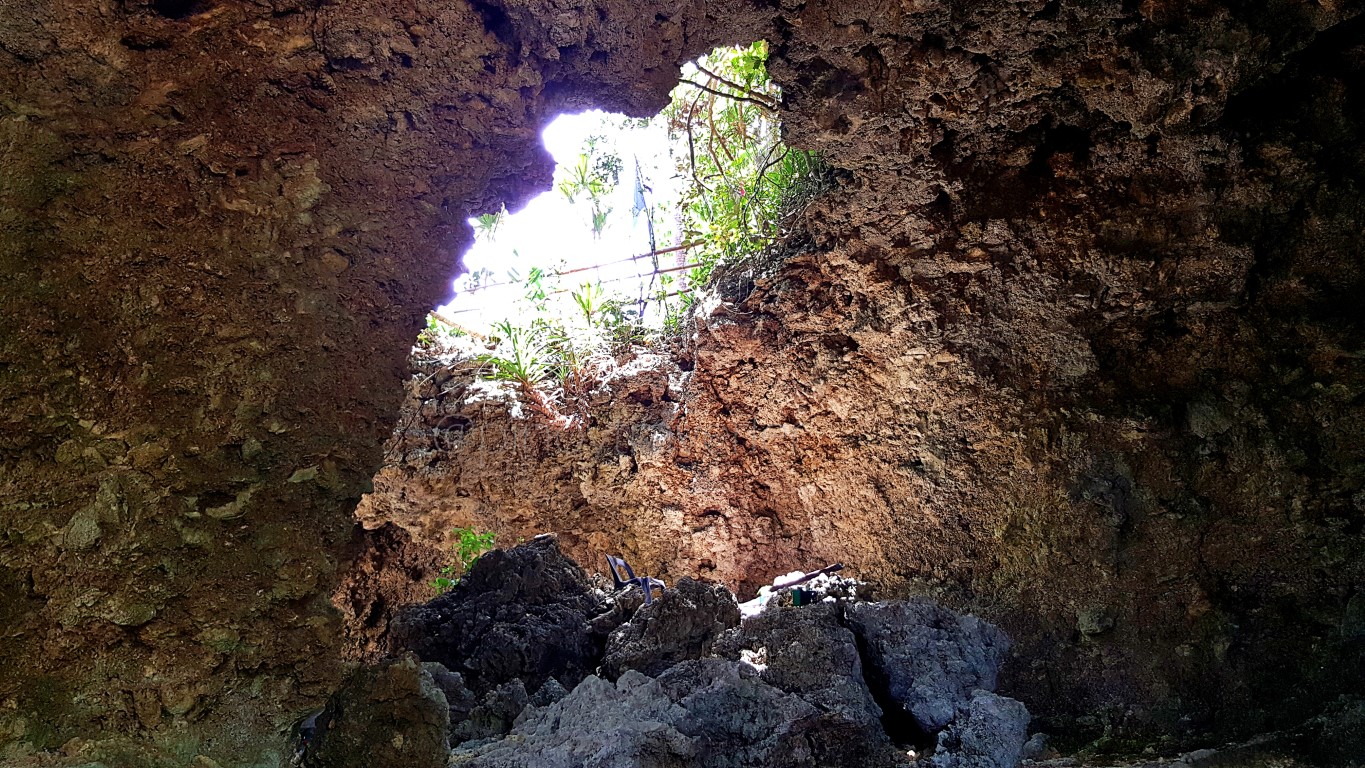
[430,527,497,593]
[665,41,829,288]
[445,41,831,427]
[556,136,621,238]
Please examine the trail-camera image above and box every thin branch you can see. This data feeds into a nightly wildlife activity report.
[707,97,736,166]
[680,79,778,114]
[685,109,713,195]
[694,63,777,107]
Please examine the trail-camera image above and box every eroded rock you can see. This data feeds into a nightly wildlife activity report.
[846,600,1012,732]
[602,577,741,679]
[389,535,619,700]
[304,656,450,768]
[454,662,908,768]
[714,603,891,749]
[929,691,1030,768]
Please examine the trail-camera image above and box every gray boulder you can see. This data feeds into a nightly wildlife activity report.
[845,599,1011,731]
[930,691,1030,768]
[453,671,694,768]
[451,679,531,744]
[602,577,741,679]
[454,660,908,768]
[716,603,887,733]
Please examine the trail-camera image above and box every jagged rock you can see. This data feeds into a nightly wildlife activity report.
[454,661,908,768]
[653,659,825,766]
[304,655,450,768]
[657,659,905,768]
[1020,732,1049,761]
[845,600,1011,732]
[1295,696,1365,768]
[602,577,741,679]
[715,604,888,737]
[451,679,531,744]
[453,671,693,768]
[530,678,571,707]
[929,691,1030,768]
[332,522,446,661]
[390,536,621,701]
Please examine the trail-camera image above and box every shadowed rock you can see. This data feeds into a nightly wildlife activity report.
[389,535,622,700]
[454,662,908,768]
[304,656,450,768]
[929,691,1030,768]
[603,577,741,679]
[846,600,1012,732]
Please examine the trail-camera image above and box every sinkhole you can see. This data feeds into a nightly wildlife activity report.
[427,40,827,344]
[338,41,835,658]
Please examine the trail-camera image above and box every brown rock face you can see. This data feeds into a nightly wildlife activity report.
[2,0,1363,762]
[361,0,1365,751]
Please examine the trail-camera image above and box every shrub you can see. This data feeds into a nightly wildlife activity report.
[430,527,497,593]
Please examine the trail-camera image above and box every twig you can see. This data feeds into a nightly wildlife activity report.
[680,79,778,114]
[694,63,778,110]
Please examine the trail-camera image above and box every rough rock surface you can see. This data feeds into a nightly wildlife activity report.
[930,691,1031,768]
[358,1,1365,741]
[602,576,741,680]
[4,0,1365,760]
[304,656,451,768]
[0,0,742,760]
[390,535,617,700]
[715,603,889,739]
[453,664,908,768]
[333,522,446,660]
[846,599,1012,732]
[311,542,1022,768]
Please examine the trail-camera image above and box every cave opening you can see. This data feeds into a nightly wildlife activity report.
[433,40,824,338]
[335,40,834,660]
[10,0,1365,762]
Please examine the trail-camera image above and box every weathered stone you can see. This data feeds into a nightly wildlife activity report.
[602,577,740,680]
[455,662,907,768]
[716,604,886,735]
[304,656,450,768]
[390,536,622,700]
[845,600,1010,732]
[451,679,530,744]
[454,672,693,768]
[5,0,1365,759]
[929,691,1030,768]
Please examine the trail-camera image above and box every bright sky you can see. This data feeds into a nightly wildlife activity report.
[439,110,690,333]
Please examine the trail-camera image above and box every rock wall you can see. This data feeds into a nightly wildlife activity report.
[359,0,1365,750]
[0,0,741,762]
[2,0,1364,762]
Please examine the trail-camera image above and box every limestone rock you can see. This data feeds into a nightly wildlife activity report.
[929,691,1030,768]
[602,577,741,680]
[304,655,450,768]
[845,600,1011,732]
[455,661,907,768]
[390,536,621,700]
[716,604,888,737]
[454,671,693,768]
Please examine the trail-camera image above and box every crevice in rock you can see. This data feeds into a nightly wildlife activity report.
[150,0,208,19]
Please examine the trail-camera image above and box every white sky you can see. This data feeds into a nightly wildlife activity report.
[439,110,690,332]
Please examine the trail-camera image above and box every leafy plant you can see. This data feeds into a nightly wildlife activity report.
[431,527,497,593]
[556,147,619,239]
[662,41,830,289]
[478,319,576,425]
[473,206,507,241]
[457,42,829,428]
